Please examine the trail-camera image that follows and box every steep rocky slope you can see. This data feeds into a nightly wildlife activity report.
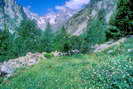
[0,0,120,34]
[65,0,117,35]
[0,0,26,32]
[24,8,75,31]
[0,0,89,32]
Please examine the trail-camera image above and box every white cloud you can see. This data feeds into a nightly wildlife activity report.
[55,0,90,11]
[55,6,67,11]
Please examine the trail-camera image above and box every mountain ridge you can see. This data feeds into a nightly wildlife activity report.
[0,0,93,33]
[0,0,27,32]
[64,0,116,35]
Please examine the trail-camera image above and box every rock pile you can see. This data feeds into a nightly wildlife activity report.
[0,52,45,77]
[51,50,80,57]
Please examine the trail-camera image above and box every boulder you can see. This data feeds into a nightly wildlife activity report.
[128,49,133,53]
[0,52,44,78]
[0,64,14,77]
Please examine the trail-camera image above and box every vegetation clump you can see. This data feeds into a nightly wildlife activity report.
[0,37,132,89]
[106,0,133,39]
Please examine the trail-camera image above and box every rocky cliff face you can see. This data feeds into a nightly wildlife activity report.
[23,7,78,31]
[65,0,117,35]
[0,0,88,33]
[0,0,26,32]
[0,0,117,34]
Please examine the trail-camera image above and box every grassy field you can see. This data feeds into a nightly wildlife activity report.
[0,37,133,89]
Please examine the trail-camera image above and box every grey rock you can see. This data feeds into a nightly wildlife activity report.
[1,65,14,73]
[128,49,133,53]
[0,0,27,32]
[107,50,114,54]
[0,52,44,77]
[64,0,116,35]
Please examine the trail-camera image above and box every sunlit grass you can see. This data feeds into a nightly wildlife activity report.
[0,37,132,89]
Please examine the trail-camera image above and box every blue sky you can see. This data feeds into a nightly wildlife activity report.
[17,0,68,16]
[17,0,90,16]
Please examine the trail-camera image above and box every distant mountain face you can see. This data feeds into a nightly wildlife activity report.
[64,0,117,35]
[0,0,87,32]
[0,0,117,35]
[0,0,26,32]
[0,0,72,32]
[23,7,79,31]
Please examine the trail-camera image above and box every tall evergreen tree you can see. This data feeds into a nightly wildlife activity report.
[38,23,54,52]
[80,18,106,53]
[0,26,13,61]
[106,0,133,39]
[13,20,41,56]
[17,20,40,38]
[54,26,72,52]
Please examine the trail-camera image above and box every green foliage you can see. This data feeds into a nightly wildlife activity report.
[43,52,54,58]
[53,27,72,52]
[80,56,133,89]
[39,23,54,52]
[0,20,43,61]
[12,20,42,56]
[0,26,13,61]
[17,20,40,38]
[123,37,133,59]
[0,0,132,61]
[80,18,107,53]
[87,19,106,44]
[107,0,133,39]
[1,40,132,89]
[69,35,83,50]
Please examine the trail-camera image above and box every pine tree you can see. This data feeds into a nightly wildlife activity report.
[14,20,41,56]
[81,18,106,53]
[106,0,133,39]
[17,20,40,38]
[54,26,72,52]
[0,26,13,61]
[38,23,54,52]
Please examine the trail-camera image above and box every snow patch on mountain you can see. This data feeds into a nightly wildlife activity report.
[23,0,90,30]
[24,7,76,30]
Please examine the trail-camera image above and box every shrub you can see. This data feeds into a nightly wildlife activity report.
[17,20,40,38]
[0,26,14,62]
[0,20,43,61]
[38,23,54,52]
[80,56,133,89]
[80,18,107,53]
[53,27,72,52]
[106,0,133,39]
[123,37,133,59]
[43,52,54,58]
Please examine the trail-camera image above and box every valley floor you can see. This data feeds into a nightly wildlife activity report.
[0,37,133,89]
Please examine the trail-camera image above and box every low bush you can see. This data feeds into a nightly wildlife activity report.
[106,0,133,40]
[43,52,54,58]
[80,56,133,89]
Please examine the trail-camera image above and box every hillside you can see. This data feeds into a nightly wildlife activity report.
[0,0,26,32]
[0,0,133,88]
[64,0,116,35]
[0,37,133,89]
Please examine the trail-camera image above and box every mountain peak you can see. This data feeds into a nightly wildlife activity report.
[23,6,79,30]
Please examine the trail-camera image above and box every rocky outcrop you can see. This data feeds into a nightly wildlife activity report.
[0,0,26,32]
[0,52,45,77]
[51,50,80,57]
[64,0,116,35]
[23,7,76,31]
[94,38,126,53]
[93,35,133,53]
